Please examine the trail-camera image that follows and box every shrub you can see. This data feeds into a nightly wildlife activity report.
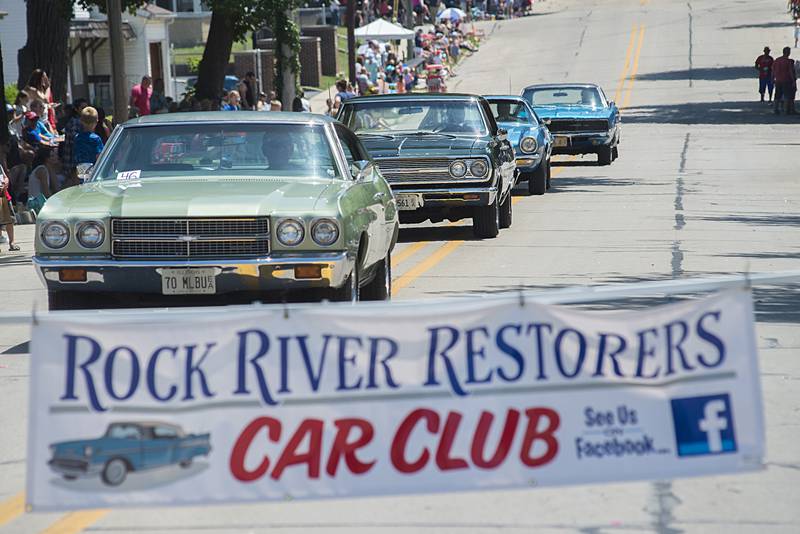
[4,84,19,105]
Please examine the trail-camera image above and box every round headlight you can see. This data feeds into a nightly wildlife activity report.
[276,219,305,247]
[311,219,340,247]
[76,221,105,249]
[449,160,467,178]
[470,159,489,177]
[520,136,538,154]
[41,221,69,249]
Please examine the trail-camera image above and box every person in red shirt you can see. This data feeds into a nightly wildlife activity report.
[129,76,152,116]
[754,46,774,102]
[772,47,797,114]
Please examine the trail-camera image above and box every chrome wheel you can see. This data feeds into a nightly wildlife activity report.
[102,458,128,486]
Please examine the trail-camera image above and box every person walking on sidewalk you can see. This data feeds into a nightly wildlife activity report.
[773,47,797,114]
[755,46,774,102]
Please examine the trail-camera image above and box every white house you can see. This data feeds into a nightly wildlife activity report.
[0,1,176,109]
[153,0,211,47]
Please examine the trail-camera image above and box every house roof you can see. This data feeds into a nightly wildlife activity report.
[70,19,136,40]
[139,4,176,19]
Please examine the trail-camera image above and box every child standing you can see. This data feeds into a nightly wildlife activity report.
[73,106,104,166]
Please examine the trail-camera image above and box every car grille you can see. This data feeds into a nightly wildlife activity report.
[547,119,609,133]
[376,157,491,185]
[51,458,88,470]
[111,218,270,259]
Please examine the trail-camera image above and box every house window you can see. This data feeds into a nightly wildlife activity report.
[176,0,195,12]
[154,0,172,10]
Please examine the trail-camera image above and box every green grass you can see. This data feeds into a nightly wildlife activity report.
[173,38,252,66]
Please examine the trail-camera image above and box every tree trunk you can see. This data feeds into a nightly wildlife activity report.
[0,37,10,149]
[194,8,235,101]
[17,0,72,102]
[280,41,295,108]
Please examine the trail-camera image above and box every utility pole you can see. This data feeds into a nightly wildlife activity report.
[346,0,356,85]
[108,0,128,124]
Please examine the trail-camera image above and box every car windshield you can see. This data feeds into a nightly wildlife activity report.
[340,100,488,135]
[487,100,534,124]
[523,87,605,108]
[106,424,142,440]
[92,123,341,181]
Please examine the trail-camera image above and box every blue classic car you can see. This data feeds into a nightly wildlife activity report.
[485,95,553,195]
[521,83,620,166]
[49,422,211,486]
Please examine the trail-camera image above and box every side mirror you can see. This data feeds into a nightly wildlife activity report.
[609,101,616,108]
[497,128,508,142]
[76,163,94,182]
[543,118,552,126]
[349,160,372,181]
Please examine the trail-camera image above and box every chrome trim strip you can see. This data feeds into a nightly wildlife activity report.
[33,252,348,269]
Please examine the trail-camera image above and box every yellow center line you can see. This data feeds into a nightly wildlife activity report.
[393,239,465,293]
[622,25,646,109]
[613,25,638,104]
[391,241,429,269]
[39,510,109,534]
[0,492,25,527]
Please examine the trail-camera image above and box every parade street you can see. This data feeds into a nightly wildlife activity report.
[1,0,799,532]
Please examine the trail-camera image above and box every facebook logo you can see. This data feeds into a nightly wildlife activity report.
[670,394,737,457]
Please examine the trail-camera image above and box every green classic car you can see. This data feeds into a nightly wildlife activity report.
[337,94,516,238]
[33,112,398,309]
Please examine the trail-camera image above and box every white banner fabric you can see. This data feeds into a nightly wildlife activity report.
[27,289,764,510]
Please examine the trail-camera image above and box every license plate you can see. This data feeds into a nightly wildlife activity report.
[161,268,217,295]
[554,136,569,147]
[395,193,423,211]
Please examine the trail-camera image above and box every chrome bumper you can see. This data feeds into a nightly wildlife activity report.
[33,252,353,294]
[395,186,498,208]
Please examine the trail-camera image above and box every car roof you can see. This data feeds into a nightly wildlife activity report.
[110,421,182,429]
[484,95,529,102]
[522,83,602,91]
[124,111,336,126]
[344,93,484,104]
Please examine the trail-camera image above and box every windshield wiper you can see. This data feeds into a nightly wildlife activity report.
[359,132,396,139]
[403,130,458,139]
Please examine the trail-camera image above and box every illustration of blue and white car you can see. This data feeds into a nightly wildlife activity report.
[49,422,211,486]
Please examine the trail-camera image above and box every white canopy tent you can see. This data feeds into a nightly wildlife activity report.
[354,18,415,40]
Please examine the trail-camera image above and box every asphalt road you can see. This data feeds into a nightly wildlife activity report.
[1,0,799,532]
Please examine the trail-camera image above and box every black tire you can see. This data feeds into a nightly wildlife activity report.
[332,256,361,302]
[473,197,500,238]
[546,160,552,189]
[47,291,93,311]
[499,192,512,229]
[361,251,391,301]
[528,161,547,195]
[598,145,613,166]
[63,474,77,481]
[612,145,619,161]
[101,458,128,486]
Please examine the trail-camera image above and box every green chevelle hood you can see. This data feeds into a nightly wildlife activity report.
[40,177,346,219]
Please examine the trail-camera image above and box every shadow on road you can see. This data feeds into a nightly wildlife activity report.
[397,225,477,243]
[423,273,800,324]
[624,101,800,125]
[551,160,599,167]
[550,176,638,190]
[637,66,755,82]
[722,21,794,30]
[698,213,800,227]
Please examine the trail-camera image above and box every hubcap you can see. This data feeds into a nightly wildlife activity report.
[106,460,126,484]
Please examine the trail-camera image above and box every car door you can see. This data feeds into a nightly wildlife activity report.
[141,425,174,469]
[334,124,386,268]
[480,99,516,199]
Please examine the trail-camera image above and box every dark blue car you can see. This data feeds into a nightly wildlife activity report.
[521,83,621,166]
[485,95,553,195]
[49,422,211,486]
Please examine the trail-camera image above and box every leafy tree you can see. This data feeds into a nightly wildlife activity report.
[16,0,73,101]
[194,0,301,105]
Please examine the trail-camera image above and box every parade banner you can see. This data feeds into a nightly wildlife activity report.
[26,289,764,510]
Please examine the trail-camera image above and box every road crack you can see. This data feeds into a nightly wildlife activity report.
[672,133,690,278]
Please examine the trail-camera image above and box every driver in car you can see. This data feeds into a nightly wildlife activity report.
[580,89,599,107]
[495,102,515,122]
[261,133,294,170]
[442,105,478,133]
